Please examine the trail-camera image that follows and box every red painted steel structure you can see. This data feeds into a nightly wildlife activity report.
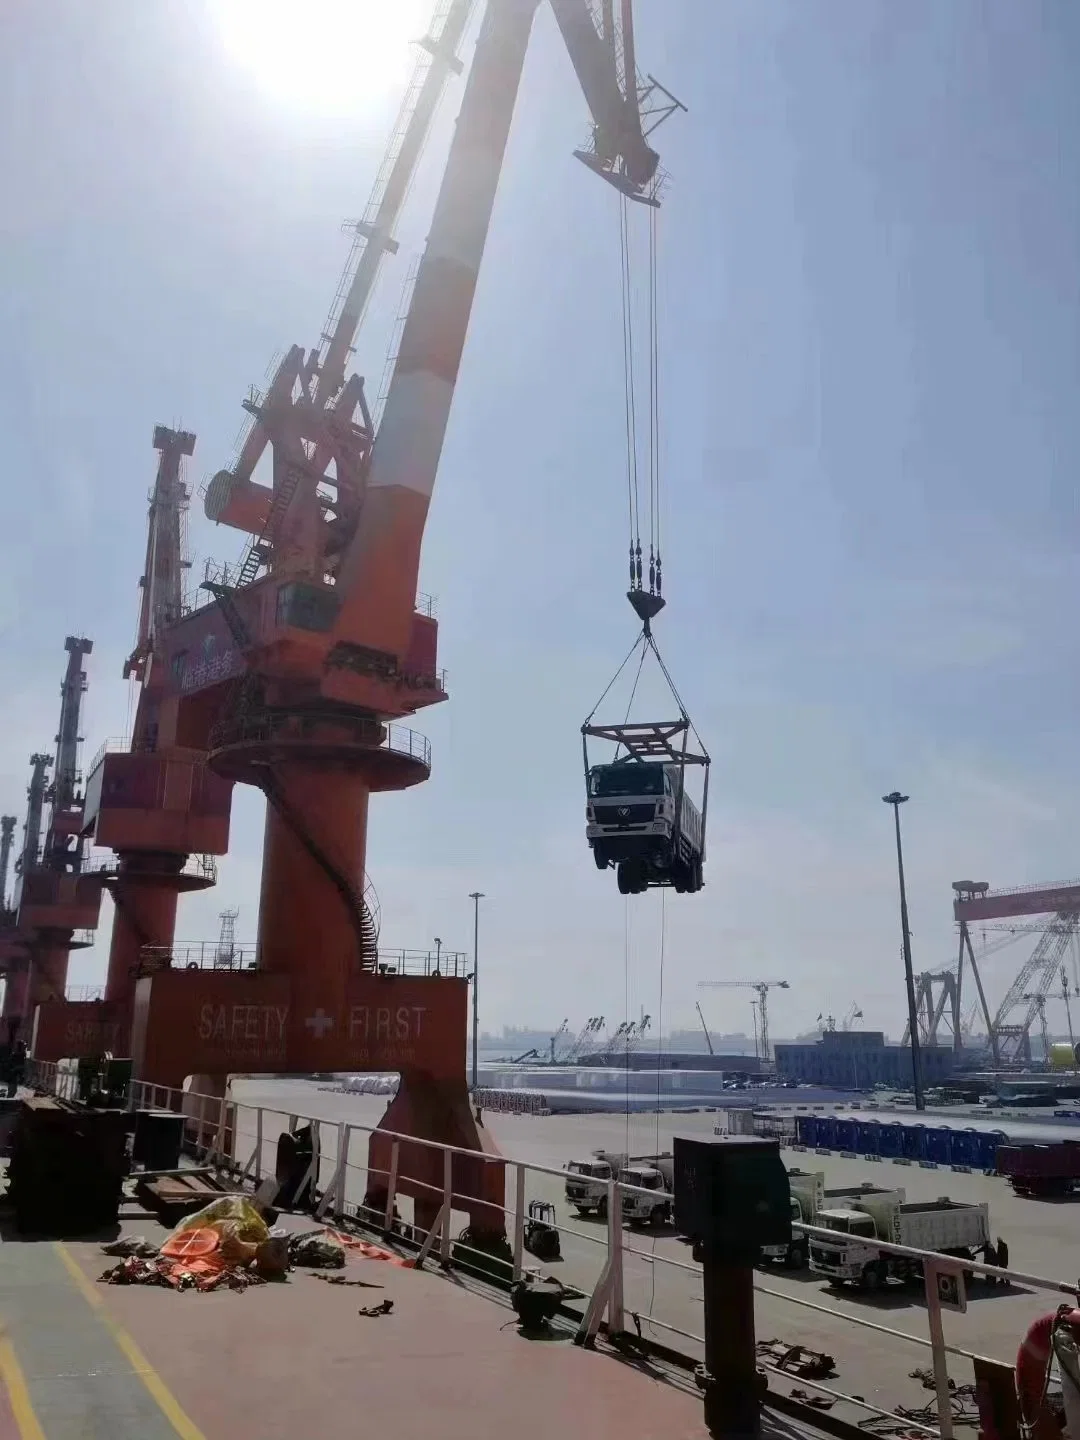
[29,428,233,1063]
[1,643,105,1039]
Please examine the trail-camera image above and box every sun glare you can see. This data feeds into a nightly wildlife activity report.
[212,0,437,117]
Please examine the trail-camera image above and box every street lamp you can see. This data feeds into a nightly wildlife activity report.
[882,791,924,1111]
[468,892,485,1090]
[433,936,442,973]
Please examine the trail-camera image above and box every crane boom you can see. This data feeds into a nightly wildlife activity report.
[224,0,476,496]
[328,0,660,661]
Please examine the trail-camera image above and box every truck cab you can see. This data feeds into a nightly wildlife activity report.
[585,759,703,894]
[564,1158,613,1217]
[618,1164,673,1227]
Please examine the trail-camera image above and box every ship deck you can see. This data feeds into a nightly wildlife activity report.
[0,1198,825,1440]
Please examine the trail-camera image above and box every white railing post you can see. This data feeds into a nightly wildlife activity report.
[335,1124,349,1216]
[198,1092,209,1152]
[254,1107,263,1183]
[512,1165,526,1280]
[607,1179,624,1336]
[384,1141,400,1233]
[440,1148,453,1264]
[214,1093,228,1159]
[922,1261,956,1440]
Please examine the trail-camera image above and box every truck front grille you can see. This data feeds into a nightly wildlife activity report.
[593,802,656,827]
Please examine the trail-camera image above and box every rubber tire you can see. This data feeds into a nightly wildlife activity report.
[786,1242,807,1270]
[593,849,608,871]
[597,1197,608,1221]
[861,1261,886,1293]
[616,864,631,896]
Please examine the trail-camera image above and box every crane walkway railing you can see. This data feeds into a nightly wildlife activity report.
[24,1060,1076,1440]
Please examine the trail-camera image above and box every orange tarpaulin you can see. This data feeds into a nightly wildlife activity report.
[323,1228,415,1268]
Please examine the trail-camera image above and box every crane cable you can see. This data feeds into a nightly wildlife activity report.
[619,193,662,601]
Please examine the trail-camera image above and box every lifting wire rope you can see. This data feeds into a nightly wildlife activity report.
[582,192,710,896]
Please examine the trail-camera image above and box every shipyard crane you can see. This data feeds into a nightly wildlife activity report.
[70,427,230,1030]
[697,979,790,1061]
[952,880,1080,1066]
[695,1000,715,1055]
[0,816,15,917]
[0,642,104,1033]
[122,0,678,1244]
[562,1015,606,1063]
[168,0,673,995]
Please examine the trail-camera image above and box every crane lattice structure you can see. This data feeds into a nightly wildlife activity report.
[562,1016,606,1064]
[697,979,789,1062]
[953,879,1080,1067]
[214,908,239,969]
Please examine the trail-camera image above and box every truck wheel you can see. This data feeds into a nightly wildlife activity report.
[786,1242,807,1270]
[616,864,631,896]
[593,849,608,871]
[861,1261,886,1293]
[597,1197,608,1221]
[692,859,704,892]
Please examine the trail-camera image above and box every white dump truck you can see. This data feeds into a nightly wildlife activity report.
[564,1150,674,1226]
[758,1175,905,1270]
[809,1191,990,1292]
[586,760,704,895]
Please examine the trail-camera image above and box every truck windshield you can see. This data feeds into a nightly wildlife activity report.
[590,765,665,798]
[620,1170,661,1189]
[568,1162,608,1179]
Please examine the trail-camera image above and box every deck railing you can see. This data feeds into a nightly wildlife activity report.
[24,1059,1079,1440]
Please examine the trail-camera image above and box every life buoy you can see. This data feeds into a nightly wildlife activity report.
[1016,1307,1080,1436]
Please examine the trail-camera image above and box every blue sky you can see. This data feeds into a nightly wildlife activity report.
[1,1,1078,1043]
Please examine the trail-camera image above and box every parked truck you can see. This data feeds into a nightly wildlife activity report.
[809,1191,990,1292]
[586,759,704,895]
[564,1150,674,1226]
[759,1175,904,1270]
[996,1142,1080,1198]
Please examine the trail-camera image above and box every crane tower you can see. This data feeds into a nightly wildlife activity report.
[95,0,678,1245]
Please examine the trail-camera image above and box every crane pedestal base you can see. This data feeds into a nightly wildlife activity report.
[367,1073,506,1237]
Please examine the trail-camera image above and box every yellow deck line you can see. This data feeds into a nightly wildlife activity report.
[0,1333,47,1440]
[53,1243,207,1440]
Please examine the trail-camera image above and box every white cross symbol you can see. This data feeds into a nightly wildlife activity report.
[305,1009,334,1040]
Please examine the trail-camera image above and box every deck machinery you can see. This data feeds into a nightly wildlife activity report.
[37,0,679,1242]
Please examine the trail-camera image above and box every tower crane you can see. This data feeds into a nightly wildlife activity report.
[697,979,790,1062]
[127,0,680,1244]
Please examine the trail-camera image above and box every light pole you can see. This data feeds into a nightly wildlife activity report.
[883,791,924,1111]
[433,936,442,974]
[468,892,484,1090]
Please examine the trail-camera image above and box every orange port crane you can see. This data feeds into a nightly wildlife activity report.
[83,428,232,1011]
[0,640,104,1036]
[127,0,680,1242]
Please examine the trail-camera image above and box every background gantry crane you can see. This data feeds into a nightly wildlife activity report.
[697,979,790,1062]
[953,879,1080,1066]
